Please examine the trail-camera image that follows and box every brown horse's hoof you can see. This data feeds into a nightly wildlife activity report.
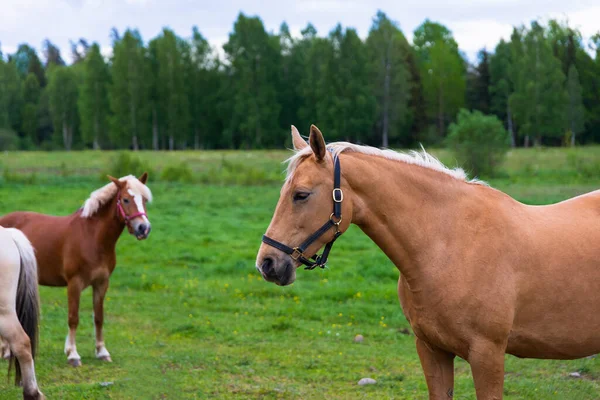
[98,355,112,362]
[68,358,82,367]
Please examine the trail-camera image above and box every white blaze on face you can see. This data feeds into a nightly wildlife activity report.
[128,188,149,223]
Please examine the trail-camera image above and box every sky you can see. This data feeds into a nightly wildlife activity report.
[1,0,599,63]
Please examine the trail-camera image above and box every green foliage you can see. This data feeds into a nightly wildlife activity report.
[566,65,585,145]
[2,167,36,184]
[413,20,466,137]
[567,151,600,178]
[447,109,510,176]
[466,49,491,114]
[366,11,410,147]
[105,151,154,179]
[150,29,191,150]
[78,43,110,149]
[509,22,567,146]
[47,66,79,150]
[223,13,282,148]
[160,162,193,183]
[109,29,151,150]
[0,128,18,150]
[2,14,600,150]
[489,39,514,143]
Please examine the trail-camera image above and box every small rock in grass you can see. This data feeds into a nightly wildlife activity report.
[358,378,377,386]
[100,382,114,387]
[569,372,581,378]
[354,334,364,343]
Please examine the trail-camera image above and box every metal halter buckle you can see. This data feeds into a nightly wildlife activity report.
[291,248,302,261]
[332,188,343,203]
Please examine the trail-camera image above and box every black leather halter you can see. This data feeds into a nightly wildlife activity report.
[262,152,343,270]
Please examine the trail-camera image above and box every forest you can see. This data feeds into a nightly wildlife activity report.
[0,11,599,151]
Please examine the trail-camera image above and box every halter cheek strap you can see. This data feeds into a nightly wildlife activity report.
[116,192,147,227]
[262,151,343,270]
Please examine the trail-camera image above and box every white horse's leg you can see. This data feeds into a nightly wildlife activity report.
[0,314,44,399]
[0,336,11,359]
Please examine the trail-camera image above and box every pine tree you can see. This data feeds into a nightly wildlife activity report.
[277,22,303,137]
[466,49,491,114]
[566,65,585,146]
[297,24,328,134]
[78,43,110,149]
[366,11,410,147]
[43,39,65,67]
[109,29,151,150]
[223,13,282,148]
[413,20,465,138]
[47,66,79,150]
[151,28,190,150]
[489,40,515,146]
[21,73,40,146]
[187,26,220,149]
[510,22,567,146]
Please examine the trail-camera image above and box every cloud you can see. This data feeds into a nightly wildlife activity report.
[450,20,514,58]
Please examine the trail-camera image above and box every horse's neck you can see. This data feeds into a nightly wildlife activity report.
[345,153,476,284]
[84,196,125,250]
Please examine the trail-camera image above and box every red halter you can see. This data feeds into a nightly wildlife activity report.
[116,191,147,227]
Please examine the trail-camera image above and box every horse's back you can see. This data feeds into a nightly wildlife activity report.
[0,211,74,286]
[506,190,600,359]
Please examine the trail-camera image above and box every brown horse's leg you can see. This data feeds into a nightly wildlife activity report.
[416,338,455,399]
[65,278,83,367]
[93,279,111,362]
[468,340,505,400]
[0,314,44,399]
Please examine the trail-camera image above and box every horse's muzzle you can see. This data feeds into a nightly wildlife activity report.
[258,257,295,286]
[135,223,151,240]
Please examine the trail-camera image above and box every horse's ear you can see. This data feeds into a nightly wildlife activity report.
[291,125,308,151]
[309,124,326,162]
[139,172,148,184]
[107,175,122,187]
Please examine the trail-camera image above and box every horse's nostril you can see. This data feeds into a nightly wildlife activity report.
[262,257,275,276]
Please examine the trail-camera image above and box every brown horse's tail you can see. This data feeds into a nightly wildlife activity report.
[6,228,40,385]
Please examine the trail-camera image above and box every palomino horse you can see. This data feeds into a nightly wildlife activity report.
[0,174,152,367]
[256,125,600,399]
[0,226,43,399]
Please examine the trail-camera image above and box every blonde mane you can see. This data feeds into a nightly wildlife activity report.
[81,175,153,218]
[286,142,487,185]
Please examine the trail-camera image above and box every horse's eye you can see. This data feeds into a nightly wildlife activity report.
[123,198,130,204]
[293,192,311,202]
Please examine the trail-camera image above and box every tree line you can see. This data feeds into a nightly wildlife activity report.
[0,12,599,151]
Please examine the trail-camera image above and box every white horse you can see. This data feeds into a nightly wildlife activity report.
[0,226,44,399]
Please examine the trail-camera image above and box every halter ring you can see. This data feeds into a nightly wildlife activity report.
[329,213,342,226]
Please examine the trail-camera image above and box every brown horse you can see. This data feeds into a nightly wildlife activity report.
[0,174,152,367]
[256,125,600,399]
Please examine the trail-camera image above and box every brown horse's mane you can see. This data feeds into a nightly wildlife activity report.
[285,142,488,186]
[81,175,152,218]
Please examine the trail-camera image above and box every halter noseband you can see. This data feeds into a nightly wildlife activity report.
[262,151,343,270]
[116,191,147,227]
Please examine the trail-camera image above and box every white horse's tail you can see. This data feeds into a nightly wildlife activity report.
[6,228,40,385]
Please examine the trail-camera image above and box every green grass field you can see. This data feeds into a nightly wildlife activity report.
[1,147,600,399]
